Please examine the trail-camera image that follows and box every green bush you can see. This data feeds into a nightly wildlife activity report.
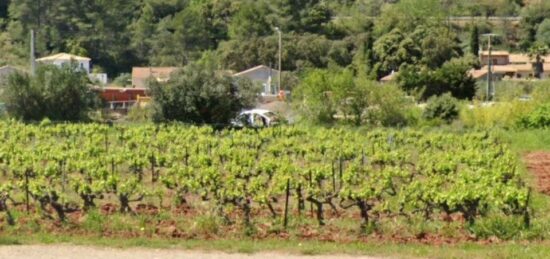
[460,101,536,129]
[469,216,526,241]
[127,105,153,122]
[0,65,99,121]
[423,93,459,122]
[517,103,550,129]
[149,54,258,124]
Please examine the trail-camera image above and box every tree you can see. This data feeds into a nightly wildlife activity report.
[372,29,410,78]
[528,42,549,79]
[418,27,462,69]
[228,0,272,39]
[274,0,331,33]
[149,54,258,124]
[375,0,445,35]
[536,19,550,47]
[294,67,414,126]
[397,57,477,100]
[1,64,98,121]
[423,93,460,123]
[292,68,351,124]
[470,25,480,57]
[131,3,156,62]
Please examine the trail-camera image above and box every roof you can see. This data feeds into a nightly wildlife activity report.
[233,65,279,77]
[36,53,91,62]
[509,54,550,64]
[92,86,148,92]
[380,71,397,82]
[240,109,273,115]
[132,67,179,81]
[508,54,530,64]
[469,69,488,79]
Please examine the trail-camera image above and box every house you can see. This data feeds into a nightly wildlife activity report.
[93,86,148,110]
[233,65,280,96]
[36,53,92,73]
[36,53,108,84]
[380,71,397,83]
[131,67,179,88]
[479,51,512,66]
[472,51,550,80]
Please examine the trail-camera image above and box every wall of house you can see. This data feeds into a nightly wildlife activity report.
[97,89,147,102]
[236,68,279,95]
[481,56,509,66]
[45,60,91,74]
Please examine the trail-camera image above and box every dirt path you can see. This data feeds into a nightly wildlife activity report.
[0,245,385,259]
[525,152,550,195]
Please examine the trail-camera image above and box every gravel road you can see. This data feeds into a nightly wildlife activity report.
[0,245,385,259]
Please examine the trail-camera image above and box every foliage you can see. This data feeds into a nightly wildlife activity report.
[397,57,477,100]
[126,106,154,123]
[149,54,258,124]
[470,25,480,57]
[112,73,131,87]
[528,42,549,79]
[363,81,417,127]
[460,101,536,129]
[517,103,550,129]
[536,19,550,47]
[0,121,532,233]
[292,68,351,124]
[423,93,460,122]
[0,65,98,121]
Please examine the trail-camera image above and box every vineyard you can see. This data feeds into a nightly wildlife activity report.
[0,120,532,239]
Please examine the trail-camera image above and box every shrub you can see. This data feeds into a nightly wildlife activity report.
[0,65,99,121]
[127,105,153,122]
[423,93,459,122]
[149,54,258,124]
[460,101,536,129]
[469,216,526,241]
[397,57,477,101]
[366,82,418,127]
[517,103,550,129]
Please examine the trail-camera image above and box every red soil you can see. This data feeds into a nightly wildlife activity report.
[525,152,550,195]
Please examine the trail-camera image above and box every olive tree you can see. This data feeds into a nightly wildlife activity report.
[149,55,259,124]
[1,64,98,121]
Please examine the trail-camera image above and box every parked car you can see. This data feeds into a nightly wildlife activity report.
[231,109,284,128]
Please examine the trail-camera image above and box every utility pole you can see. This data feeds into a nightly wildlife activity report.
[275,27,282,93]
[30,30,36,76]
[483,33,498,102]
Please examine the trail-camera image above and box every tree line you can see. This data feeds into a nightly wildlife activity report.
[1,0,550,125]
[0,0,548,76]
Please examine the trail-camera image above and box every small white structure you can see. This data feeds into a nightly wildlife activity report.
[234,65,280,96]
[36,53,91,73]
[36,53,108,85]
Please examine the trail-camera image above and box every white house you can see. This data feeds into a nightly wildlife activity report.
[234,65,280,96]
[36,53,108,84]
[36,53,91,73]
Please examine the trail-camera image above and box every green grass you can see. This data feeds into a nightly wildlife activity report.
[497,129,550,152]
[2,232,550,258]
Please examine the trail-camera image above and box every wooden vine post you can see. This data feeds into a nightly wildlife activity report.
[283,179,290,228]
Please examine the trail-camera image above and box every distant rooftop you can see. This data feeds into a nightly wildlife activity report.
[36,53,91,62]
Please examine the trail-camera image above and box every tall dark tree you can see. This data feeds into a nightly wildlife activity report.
[470,25,480,57]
